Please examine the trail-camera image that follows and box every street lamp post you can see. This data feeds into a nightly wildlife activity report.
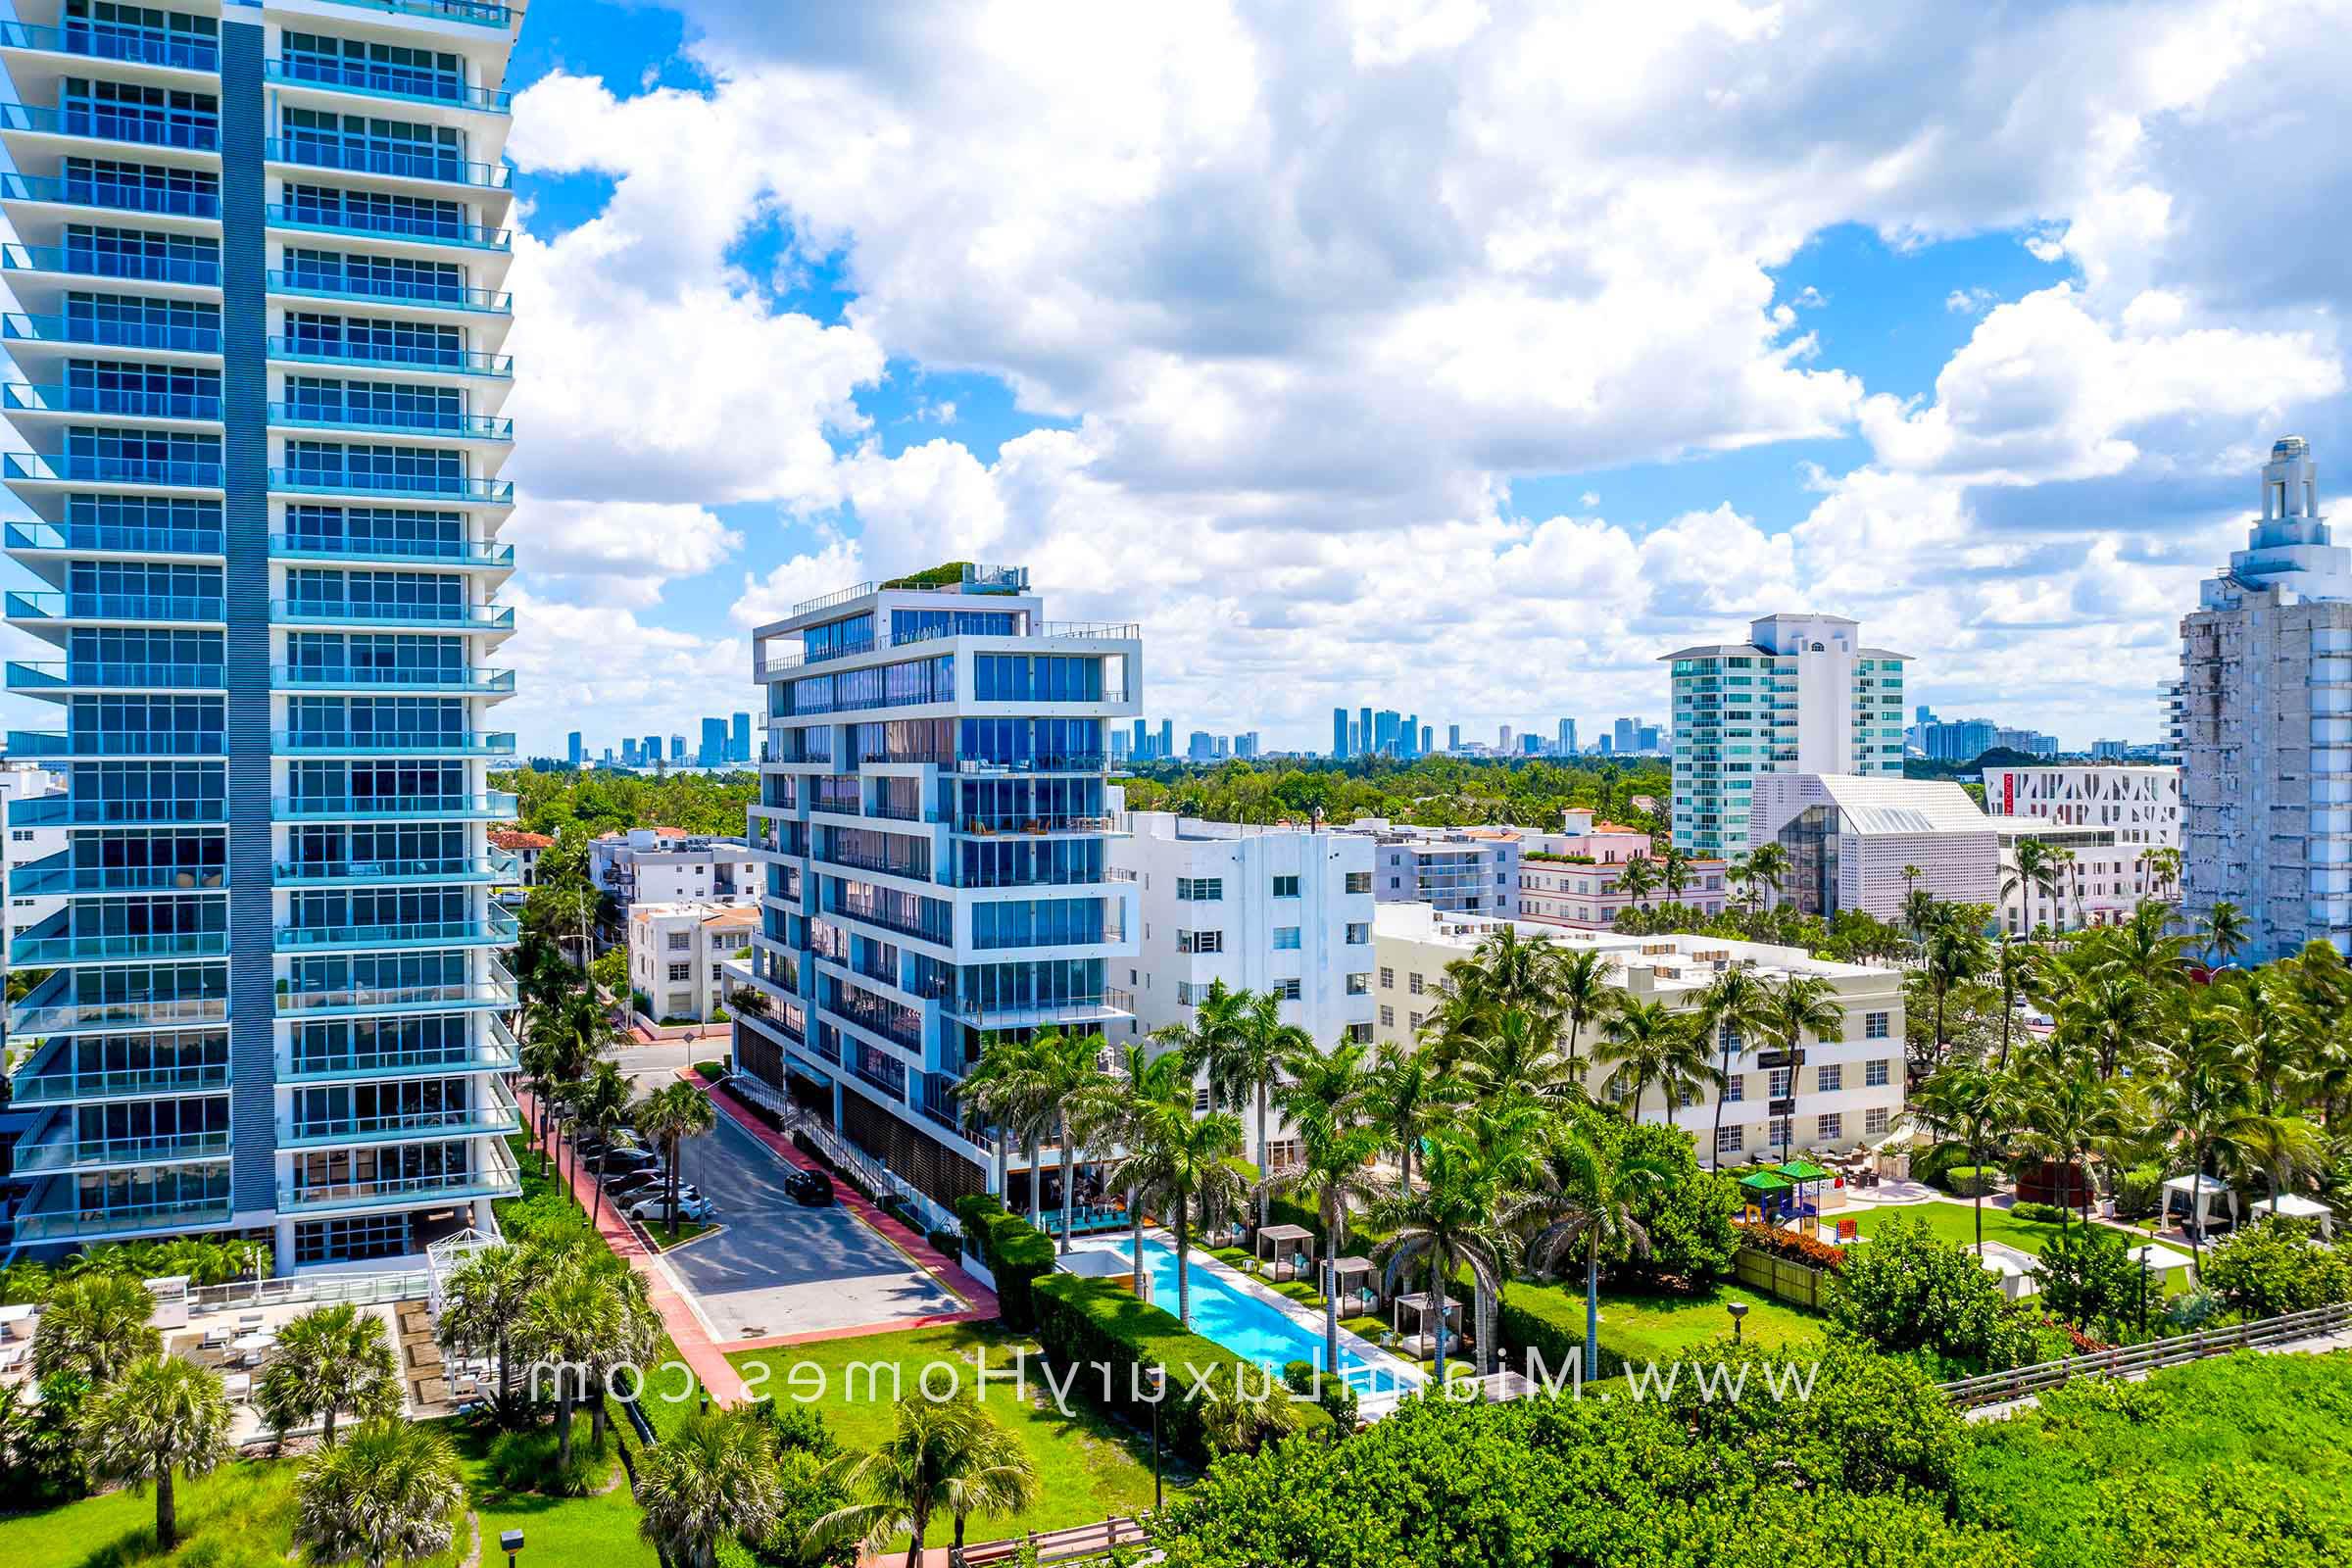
[1729,1300,1748,1345]
[500,1530,523,1568]
[1146,1366,1165,1513]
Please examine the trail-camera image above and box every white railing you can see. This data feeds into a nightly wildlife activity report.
[1936,1300,2352,1408]
[189,1269,430,1314]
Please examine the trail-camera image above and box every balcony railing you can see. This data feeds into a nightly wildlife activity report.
[9,795,226,828]
[13,1198,233,1244]
[266,203,507,250]
[266,137,512,190]
[270,598,514,630]
[2,243,222,288]
[270,532,513,567]
[268,468,513,502]
[8,660,223,691]
[281,1038,519,1083]
[267,268,510,314]
[7,728,223,759]
[4,382,222,422]
[3,314,221,354]
[274,854,515,886]
[272,728,517,757]
[270,792,516,821]
[9,991,227,1036]
[0,22,220,73]
[264,336,513,376]
[6,519,223,554]
[5,453,222,487]
[8,590,225,621]
[0,103,220,152]
[9,1059,230,1104]
[952,812,1118,835]
[275,977,517,1017]
[268,404,514,440]
[7,855,225,895]
[274,911,518,952]
[322,0,517,31]
[2,172,221,220]
[944,989,1137,1029]
[281,1088,519,1148]
[271,662,513,694]
[15,1126,232,1174]
[10,926,226,964]
[264,57,513,115]
[279,1148,519,1212]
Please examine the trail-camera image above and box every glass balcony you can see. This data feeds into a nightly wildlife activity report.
[280,1087,520,1149]
[9,980,228,1036]
[264,57,512,116]
[0,104,220,153]
[3,243,222,288]
[6,728,224,759]
[275,975,517,1020]
[8,660,223,692]
[270,792,516,822]
[274,910,518,952]
[5,453,223,488]
[14,1125,232,1174]
[270,532,513,568]
[265,137,511,190]
[10,794,226,828]
[8,590,226,621]
[3,314,221,354]
[7,519,224,555]
[8,1056,231,1105]
[279,1145,520,1213]
[272,729,517,757]
[264,336,512,377]
[274,854,515,886]
[270,599,514,631]
[265,203,506,251]
[272,663,513,694]
[314,1,517,31]
[10,925,227,964]
[281,1035,518,1084]
[268,469,514,503]
[0,22,221,73]
[268,404,514,441]
[12,1197,233,1245]
[267,268,510,315]
[4,382,222,422]
[7,854,226,895]
[2,172,220,220]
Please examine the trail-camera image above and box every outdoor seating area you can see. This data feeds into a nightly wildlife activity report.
[1392,1290,1466,1361]
[1332,1255,1380,1316]
[1254,1223,1316,1284]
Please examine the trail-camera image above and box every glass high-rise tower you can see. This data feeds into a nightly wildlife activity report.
[727,565,1142,1206]
[3,0,524,1271]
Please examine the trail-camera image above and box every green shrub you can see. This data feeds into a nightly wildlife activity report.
[752,1398,838,1458]
[2036,1226,2148,1334]
[1827,1212,2037,1372]
[954,1194,1056,1329]
[2114,1164,2165,1221]
[488,1427,612,1496]
[755,1446,857,1567]
[926,1227,963,1258]
[2200,1215,2352,1318]
[1610,1121,1740,1291]
[2008,1200,2070,1225]
[693,1059,728,1083]
[1029,1275,1329,1464]
[1944,1165,1994,1198]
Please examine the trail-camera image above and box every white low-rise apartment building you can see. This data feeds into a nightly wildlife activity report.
[629,901,759,1023]
[591,828,760,908]
[1983,763,2179,932]
[1374,904,1904,1165]
[1980,764,2180,849]
[1990,820,2161,935]
[1346,819,1523,916]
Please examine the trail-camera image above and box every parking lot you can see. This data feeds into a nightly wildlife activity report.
[652,1110,964,1342]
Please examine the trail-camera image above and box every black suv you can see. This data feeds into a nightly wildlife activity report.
[783,1168,833,1206]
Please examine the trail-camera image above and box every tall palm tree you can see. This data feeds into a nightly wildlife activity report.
[1104,1104,1247,1327]
[2013,1060,2124,1232]
[519,1268,615,1468]
[258,1302,401,1447]
[2201,900,2250,968]
[634,1079,717,1239]
[954,1031,1020,1200]
[1990,933,2039,1072]
[1268,1120,1385,1374]
[2073,972,2159,1084]
[1745,841,1789,912]
[812,1396,1030,1568]
[1552,947,1614,1079]
[1525,1128,1667,1382]
[943,1406,1042,1560]
[1592,998,1710,1125]
[573,1058,634,1227]
[1029,1027,1120,1252]
[1659,845,1691,905]
[2002,837,2072,929]
[80,1354,232,1553]
[1103,1041,1186,1307]
[2163,1011,2258,1277]
[1921,921,1992,1070]
[1180,988,1307,1229]
[1762,974,1847,1160]
[1907,1064,2009,1252]
[435,1243,534,1416]
[1697,966,1774,1171]
[1361,1041,1456,1199]
[1456,1004,1584,1107]
[1367,1133,1527,1386]
[30,1272,160,1384]
[1614,855,1659,914]
[294,1418,466,1568]
[1274,1035,1373,1145]
[637,1408,785,1568]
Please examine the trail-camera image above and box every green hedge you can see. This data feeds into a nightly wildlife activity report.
[1030,1275,1330,1464]
[1945,1165,1995,1198]
[1486,1280,1626,1382]
[954,1194,1056,1330]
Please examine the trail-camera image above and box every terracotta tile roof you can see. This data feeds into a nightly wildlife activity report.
[489,829,554,850]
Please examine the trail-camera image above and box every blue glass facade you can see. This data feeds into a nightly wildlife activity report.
[4,0,523,1269]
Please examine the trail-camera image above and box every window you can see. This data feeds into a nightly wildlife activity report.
[1272,926,1301,951]
[1345,871,1371,895]
[1379,966,1395,989]
[1176,876,1223,901]
[1175,980,1206,1005]
[1343,1022,1373,1044]
[1866,1058,1890,1088]
[1716,1125,1744,1155]
[1194,1088,1212,1113]
[1407,971,1424,995]
[1864,1106,1890,1138]
[1679,1085,1698,1108]
[1379,1004,1396,1026]
[1408,1010,1425,1031]
[1346,972,1370,995]
[1271,874,1299,898]
[666,962,690,981]
[1723,1074,1743,1102]
[1346,922,1369,945]
[1176,929,1223,954]
[1864,1010,1890,1039]
[1817,1112,1842,1141]
[1767,1066,1792,1098]
[1816,1064,1842,1093]
[667,931,690,952]
[1273,978,1302,1001]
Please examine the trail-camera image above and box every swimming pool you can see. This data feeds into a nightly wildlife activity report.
[1078,1236,1418,1395]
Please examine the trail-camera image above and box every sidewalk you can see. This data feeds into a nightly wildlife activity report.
[516,1091,751,1407]
[683,1069,1001,1321]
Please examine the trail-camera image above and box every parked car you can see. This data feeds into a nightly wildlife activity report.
[606,1171,666,1200]
[599,1150,662,1180]
[627,1190,710,1222]
[783,1168,833,1207]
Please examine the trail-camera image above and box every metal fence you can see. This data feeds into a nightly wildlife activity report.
[189,1269,429,1315]
[722,1068,958,1236]
[1936,1299,2352,1408]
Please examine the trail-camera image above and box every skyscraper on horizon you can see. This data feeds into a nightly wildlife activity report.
[1332,707,1348,759]
[0,0,527,1269]
[731,710,752,763]
[1557,718,1576,755]
[567,731,583,765]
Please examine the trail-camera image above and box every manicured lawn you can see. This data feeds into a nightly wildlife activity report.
[729,1321,1166,1550]
[454,1421,658,1568]
[1592,1281,1822,1365]
[1845,1200,2194,1292]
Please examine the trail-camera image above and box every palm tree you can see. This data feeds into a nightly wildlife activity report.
[519,1267,615,1468]
[1525,1129,1667,1382]
[1658,845,1691,905]
[1990,934,2038,1071]
[1029,1027,1120,1253]
[1907,1064,2009,1252]
[2141,846,2183,903]
[1614,855,1659,913]
[1367,1132,1527,1386]
[1178,988,1307,1230]
[294,1418,466,1568]
[943,1407,1042,1560]
[1104,1104,1247,1327]
[2201,900,2250,968]
[954,1031,1020,1200]
[1362,1041,1456,1199]
[1269,1120,1385,1374]
[1103,1041,1186,1307]
[1195,1377,1307,1456]
[1592,998,1710,1125]
[2013,1060,2123,1232]
[1552,947,1613,1079]
[2163,1012,2257,1277]
[574,1058,634,1227]
[1456,1004,1584,1107]
[1921,920,1992,1070]
[31,1272,160,1384]
[1696,966,1774,1170]
[2002,837,2072,930]
[1745,841,1789,912]
[634,1079,717,1239]
[811,1396,1030,1568]
[1762,974,1847,1161]
[435,1243,534,1416]
[1275,1035,1373,1145]
[637,1408,785,1568]
[258,1302,401,1447]
[80,1354,232,1553]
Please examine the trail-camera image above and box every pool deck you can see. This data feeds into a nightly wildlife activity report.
[1072,1231,1424,1400]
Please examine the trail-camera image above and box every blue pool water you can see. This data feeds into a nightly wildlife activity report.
[1085,1237,1417,1395]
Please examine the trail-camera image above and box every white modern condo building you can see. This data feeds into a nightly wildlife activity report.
[2,0,523,1271]
[726,565,1142,1207]
[1661,613,1908,858]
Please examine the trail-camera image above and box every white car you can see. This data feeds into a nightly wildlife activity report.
[627,1190,712,1222]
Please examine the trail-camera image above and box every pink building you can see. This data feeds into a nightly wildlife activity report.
[1516,809,1731,929]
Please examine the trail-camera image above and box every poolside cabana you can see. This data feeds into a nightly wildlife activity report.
[1330,1255,1379,1316]
[1255,1224,1315,1285]
[1392,1291,1462,1361]
[2162,1174,2238,1239]
[2258,1194,2336,1241]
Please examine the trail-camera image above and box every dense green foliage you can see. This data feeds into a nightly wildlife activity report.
[496,763,758,838]
[2198,1215,2352,1319]
[1116,756,1667,833]
[1826,1213,2038,1373]
[1608,1121,1741,1290]
[953,1195,1058,1331]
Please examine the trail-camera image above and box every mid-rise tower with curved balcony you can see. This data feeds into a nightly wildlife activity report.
[2,0,524,1272]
